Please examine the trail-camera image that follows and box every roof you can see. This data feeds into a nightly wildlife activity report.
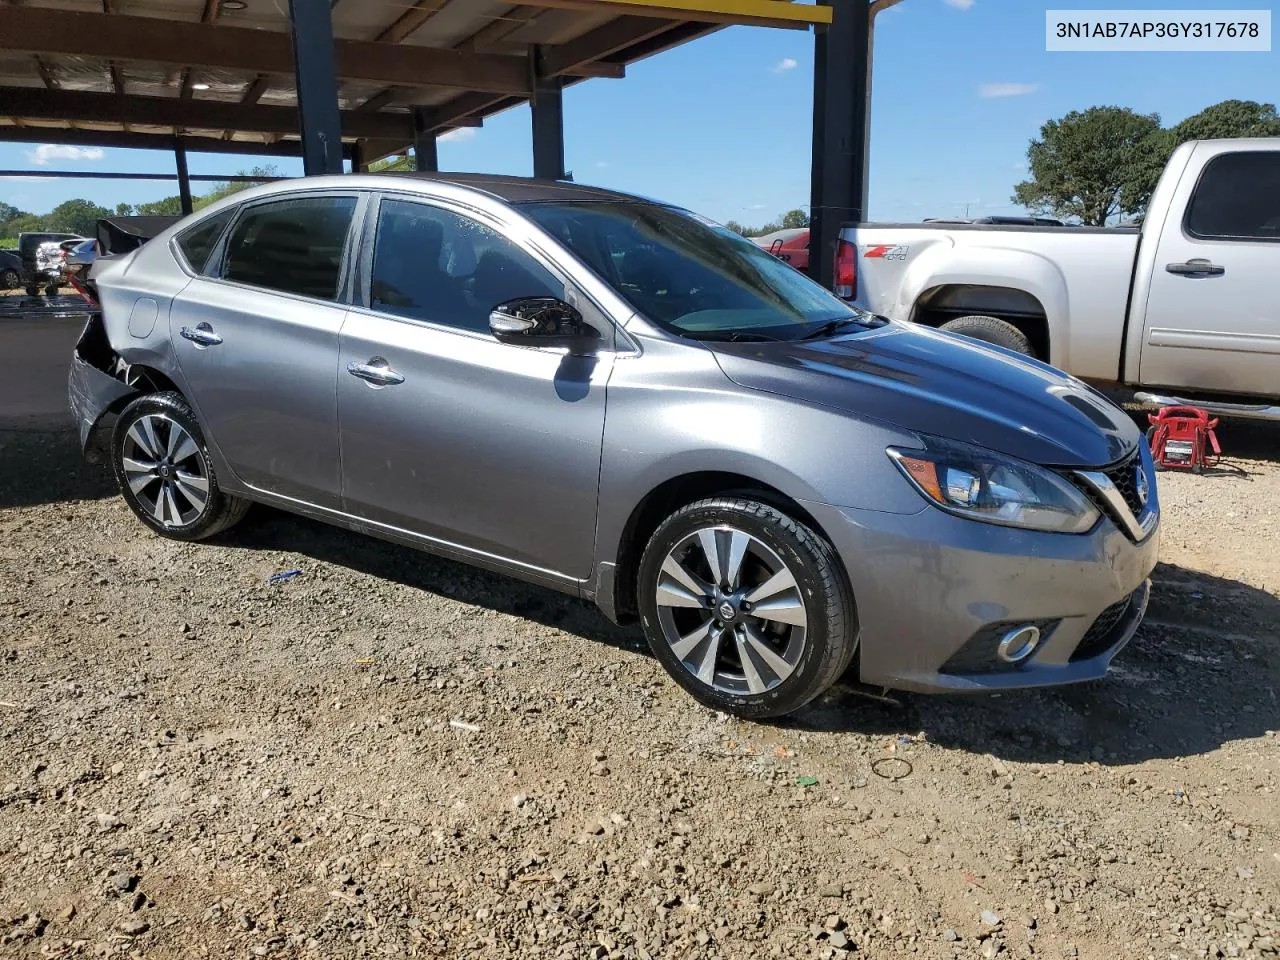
[379,171,645,203]
[0,1,829,160]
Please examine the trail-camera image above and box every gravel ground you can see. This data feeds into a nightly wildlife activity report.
[1,418,1277,960]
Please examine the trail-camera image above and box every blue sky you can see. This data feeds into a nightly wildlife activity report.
[1,0,1275,224]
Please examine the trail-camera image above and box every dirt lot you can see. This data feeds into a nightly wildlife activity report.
[1,407,1278,959]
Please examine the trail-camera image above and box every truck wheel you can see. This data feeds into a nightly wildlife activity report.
[939,315,1033,356]
[0,268,18,290]
[24,283,39,298]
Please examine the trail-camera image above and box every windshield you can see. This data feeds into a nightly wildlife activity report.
[521,200,869,341]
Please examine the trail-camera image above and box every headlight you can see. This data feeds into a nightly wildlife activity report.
[887,437,1100,534]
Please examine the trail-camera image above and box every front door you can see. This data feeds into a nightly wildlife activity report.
[337,196,613,581]
[170,192,363,508]
[1140,145,1280,398]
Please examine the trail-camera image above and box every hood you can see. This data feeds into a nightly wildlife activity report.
[709,323,1139,467]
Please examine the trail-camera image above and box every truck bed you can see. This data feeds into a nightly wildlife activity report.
[846,221,1141,381]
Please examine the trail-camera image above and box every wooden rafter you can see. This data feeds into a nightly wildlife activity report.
[461,5,540,50]
[376,0,449,44]
[522,0,829,29]
[5,87,414,140]
[0,8,533,95]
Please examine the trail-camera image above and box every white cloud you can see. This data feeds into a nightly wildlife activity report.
[979,82,1039,98]
[746,203,769,211]
[438,127,477,143]
[942,0,974,9]
[772,57,798,73]
[26,144,106,165]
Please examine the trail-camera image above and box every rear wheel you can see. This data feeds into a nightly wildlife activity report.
[0,268,18,290]
[111,392,249,541]
[939,314,1033,356]
[24,283,39,297]
[637,497,856,719]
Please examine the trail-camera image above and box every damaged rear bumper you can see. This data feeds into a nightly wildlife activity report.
[67,315,137,463]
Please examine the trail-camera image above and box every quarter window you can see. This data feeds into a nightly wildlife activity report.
[175,208,234,274]
[370,198,562,333]
[222,195,358,300]
[1185,152,1280,242]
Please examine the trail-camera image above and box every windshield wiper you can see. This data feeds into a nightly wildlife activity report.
[801,314,887,340]
[696,330,785,343]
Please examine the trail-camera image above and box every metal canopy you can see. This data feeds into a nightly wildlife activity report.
[0,0,830,158]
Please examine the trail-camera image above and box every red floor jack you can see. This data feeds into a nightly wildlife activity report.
[1146,406,1221,473]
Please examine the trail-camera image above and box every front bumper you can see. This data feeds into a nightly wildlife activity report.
[802,496,1160,693]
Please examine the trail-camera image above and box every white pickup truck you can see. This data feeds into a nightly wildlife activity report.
[840,138,1280,418]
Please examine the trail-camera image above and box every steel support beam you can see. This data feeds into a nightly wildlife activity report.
[349,139,366,173]
[288,0,343,175]
[412,108,438,172]
[808,0,870,290]
[175,141,193,214]
[531,62,565,181]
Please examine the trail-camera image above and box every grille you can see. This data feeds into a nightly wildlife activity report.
[1070,593,1134,662]
[1104,452,1146,518]
[940,619,1059,675]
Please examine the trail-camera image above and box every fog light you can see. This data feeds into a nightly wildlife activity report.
[996,625,1041,663]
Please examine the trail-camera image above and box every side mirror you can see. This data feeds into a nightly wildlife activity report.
[488,297,599,354]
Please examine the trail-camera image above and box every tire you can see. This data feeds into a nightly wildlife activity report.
[24,283,39,298]
[45,283,60,297]
[939,315,1033,356]
[637,497,857,719]
[0,269,18,290]
[111,391,250,541]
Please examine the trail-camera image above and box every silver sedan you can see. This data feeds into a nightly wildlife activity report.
[69,174,1159,717]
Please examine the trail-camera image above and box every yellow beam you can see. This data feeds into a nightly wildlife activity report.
[524,0,832,30]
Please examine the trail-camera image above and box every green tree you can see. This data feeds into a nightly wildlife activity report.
[1174,99,1280,141]
[0,201,27,225]
[1013,106,1162,225]
[370,153,414,173]
[134,196,185,216]
[781,208,809,229]
[45,198,113,236]
[1127,100,1280,208]
[195,164,282,209]
[723,220,748,236]
[114,202,134,217]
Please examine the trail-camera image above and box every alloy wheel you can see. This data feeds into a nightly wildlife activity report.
[654,524,808,696]
[119,414,209,528]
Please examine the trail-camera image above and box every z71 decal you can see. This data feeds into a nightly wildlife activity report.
[863,243,910,261]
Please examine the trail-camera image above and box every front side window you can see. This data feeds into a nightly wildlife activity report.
[221,195,358,301]
[1185,152,1280,242]
[522,201,869,341]
[370,198,562,333]
[175,208,234,274]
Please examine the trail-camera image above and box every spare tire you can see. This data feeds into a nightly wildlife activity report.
[939,315,1033,357]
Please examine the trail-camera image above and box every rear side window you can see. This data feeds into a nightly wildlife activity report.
[222,195,358,301]
[1185,152,1280,242]
[176,209,234,274]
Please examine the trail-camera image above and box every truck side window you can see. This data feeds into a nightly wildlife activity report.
[1185,152,1280,242]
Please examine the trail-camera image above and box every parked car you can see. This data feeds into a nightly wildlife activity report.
[18,231,83,296]
[0,249,21,290]
[753,227,809,271]
[839,138,1280,418]
[62,238,98,280]
[70,174,1159,718]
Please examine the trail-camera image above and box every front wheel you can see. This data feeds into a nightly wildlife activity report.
[0,268,19,290]
[637,497,857,719]
[111,391,250,541]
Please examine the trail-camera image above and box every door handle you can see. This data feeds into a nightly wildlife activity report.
[179,323,223,346]
[346,358,405,387]
[1166,259,1225,278]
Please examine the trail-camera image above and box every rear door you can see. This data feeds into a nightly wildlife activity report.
[170,191,364,508]
[1139,144,1280,397]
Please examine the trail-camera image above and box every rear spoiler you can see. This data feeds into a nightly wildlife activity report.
[95,215,183,256]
